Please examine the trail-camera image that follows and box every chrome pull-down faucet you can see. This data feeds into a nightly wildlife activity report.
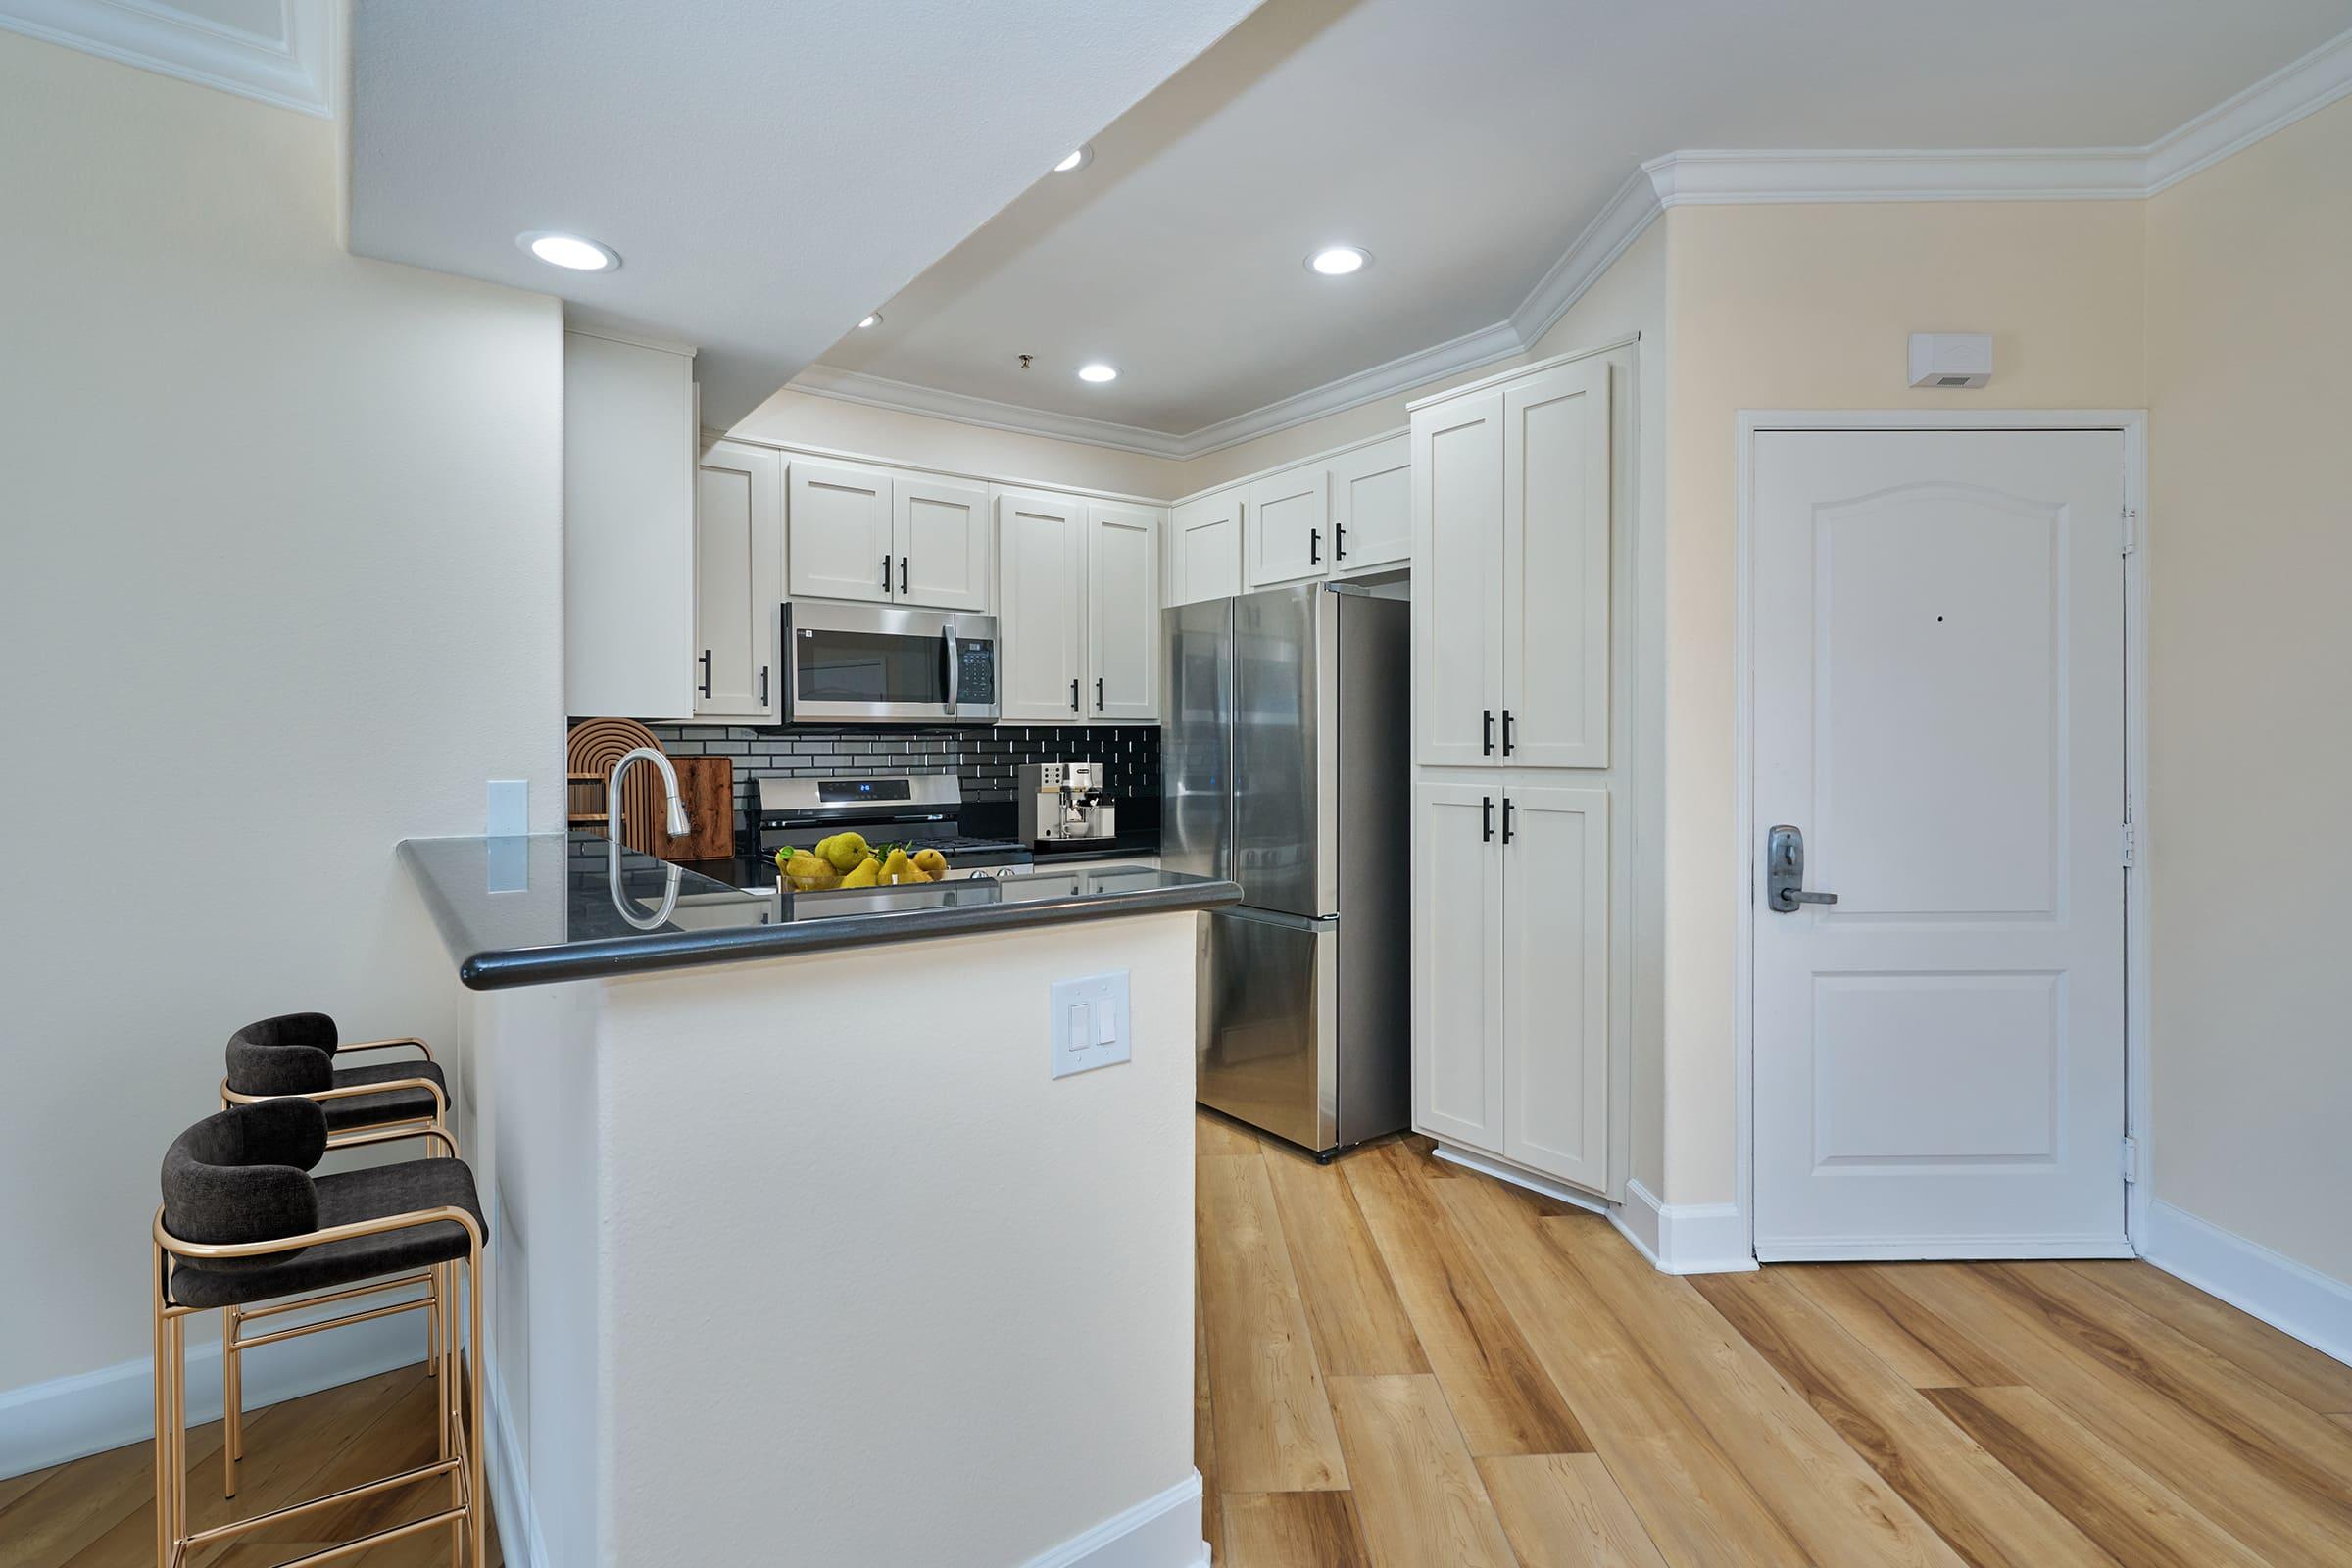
[608,747,690,844]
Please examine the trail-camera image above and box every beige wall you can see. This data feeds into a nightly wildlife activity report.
[1656,198,2148,1203]
[0,30,565,1396]
[2144,96,2352,1284]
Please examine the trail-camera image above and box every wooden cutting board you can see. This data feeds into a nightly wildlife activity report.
[667,756,737,859]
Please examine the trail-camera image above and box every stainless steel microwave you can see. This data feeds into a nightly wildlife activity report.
[779,601,1000,725]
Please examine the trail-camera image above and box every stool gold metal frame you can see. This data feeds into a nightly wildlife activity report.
[151,1123,485,1568]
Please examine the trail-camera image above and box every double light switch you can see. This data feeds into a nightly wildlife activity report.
[1051,970,1132,1079]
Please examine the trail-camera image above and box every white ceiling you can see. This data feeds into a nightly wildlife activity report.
[808,0,2352,441]
[342,0,1262,426]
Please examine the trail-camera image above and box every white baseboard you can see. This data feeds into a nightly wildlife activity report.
[1432,1143,1611,1216]
[1614,1178,1758,1275]
[484,1357,552,1568]
[2140,1199,2352,1369]
[1019,1470,1208,1568]
[0,1311,425,1480]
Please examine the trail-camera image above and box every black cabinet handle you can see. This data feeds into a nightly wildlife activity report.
[1335,522,1347,561]
[1070,678,1080,713]
[882,554,892,593]
[1096,676,1105,711]
[1482,797,1494,842]
[759,665,769,707]
[1309,527,1321,566]
[699,649,712,699]
[1483,710,1494,755]
[1503,797,1517,845]
[1502,709,1516,756]
[900,556,909,595]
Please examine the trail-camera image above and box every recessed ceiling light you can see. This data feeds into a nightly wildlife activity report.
[1306,245,1370,276]
[516,231,620,272]
[1077,363,1118,383]
[858,313,883,329]
[1053,144,1094,173]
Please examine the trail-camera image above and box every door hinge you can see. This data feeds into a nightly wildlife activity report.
[2120,1134,2142,1185]
[2120,822,2137,867]
[2119,506,2139,556]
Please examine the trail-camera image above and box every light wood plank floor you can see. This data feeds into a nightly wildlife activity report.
[0,1363,500,1568]
[1198,1110,2352,1568]
[13,1113,2352,1567]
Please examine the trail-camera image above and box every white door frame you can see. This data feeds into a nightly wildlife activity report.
[1735,410,2152,1263]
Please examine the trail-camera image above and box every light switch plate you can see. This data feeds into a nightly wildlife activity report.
[1051,970,1132,1079]
[486,779,529,837]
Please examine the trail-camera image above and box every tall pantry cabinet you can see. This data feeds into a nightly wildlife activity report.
[1408,346,1633,1200]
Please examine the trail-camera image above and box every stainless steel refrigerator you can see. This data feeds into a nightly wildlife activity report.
[1166,582,1410,1157]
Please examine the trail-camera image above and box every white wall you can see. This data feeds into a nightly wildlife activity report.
[2144,95,2352,1288]
[0,26,564,1413]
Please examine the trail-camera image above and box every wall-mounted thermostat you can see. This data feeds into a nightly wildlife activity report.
[1908,332,1993,388]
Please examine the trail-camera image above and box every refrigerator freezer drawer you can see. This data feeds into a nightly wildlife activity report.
[1198,910,1337,1152]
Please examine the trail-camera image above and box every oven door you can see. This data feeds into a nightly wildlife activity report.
[781,602,999,724]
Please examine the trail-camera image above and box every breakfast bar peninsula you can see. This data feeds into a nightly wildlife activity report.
[400,832,1239,1568]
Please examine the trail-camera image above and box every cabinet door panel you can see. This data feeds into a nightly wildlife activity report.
[1503,360,1611,767]
[1411,390,1505,766]
[1413,783,1505,1153]
[1088,501,1160,721]
[1168,486,1244,605]
[997,489,1087,721]
[1332,433,1411,573]
[694,441,782,718]
[787,458,894,603]
[1500,787,1610,1192]
[1248,465,1331,588]
[896,472,991,611]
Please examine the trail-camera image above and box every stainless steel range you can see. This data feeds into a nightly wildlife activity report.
[749,775,1032,871]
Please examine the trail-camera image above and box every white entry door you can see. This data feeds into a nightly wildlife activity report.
[1753,428,2130,1260]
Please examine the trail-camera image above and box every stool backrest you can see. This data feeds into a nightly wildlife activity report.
[224,1011,340,1096]
[161,1100,329,1269]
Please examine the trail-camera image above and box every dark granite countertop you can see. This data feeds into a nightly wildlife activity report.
[398,832,1238,991]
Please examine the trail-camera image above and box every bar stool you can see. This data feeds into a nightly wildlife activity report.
[154,1098,487,1567]
[219,1011,454,1473]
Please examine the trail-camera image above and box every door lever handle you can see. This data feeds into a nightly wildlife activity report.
[1765,823,1840,912]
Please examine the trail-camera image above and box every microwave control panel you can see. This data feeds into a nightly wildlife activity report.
[956,638,996,704]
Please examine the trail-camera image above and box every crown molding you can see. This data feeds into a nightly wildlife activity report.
[0,0,334,118]
[2144,24,2352,191]
[786,24,2352,463]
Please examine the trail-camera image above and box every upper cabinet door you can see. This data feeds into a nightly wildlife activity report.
[1503,359,1611,767]
[1167,485,1244,606]
[1247,465,1331,588]
[1088,502,1161,722]
[894,471,992,611]
[1331,434,1411,574]
[694,440,784,719]
[788,458,894,604]
[1413,782,1506,1154]
[1499,786,1611,1193]
[1412,389,1506,767]
[997,488,1088,722]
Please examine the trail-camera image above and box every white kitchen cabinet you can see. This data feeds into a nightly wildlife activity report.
[1498,786,1610,1191]
[1410,389,1505,766]
[895,471,991,611]
[997,488,1089,722]
[1413,781,1611,1193]
[788,457,894,604]
[1411,360,1610,768]
[1330,433,1411,574]
[693,440,783,719]
[1413,783,1506,1153]
[788,459,991,612]
[1247,465,1330,588]
[1087,500,1161,721]
[1502,361,1611,767]
[564,330,697,719]
[1167,485,1244,606]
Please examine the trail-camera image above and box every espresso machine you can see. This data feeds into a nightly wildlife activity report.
[1017,762,1117,847]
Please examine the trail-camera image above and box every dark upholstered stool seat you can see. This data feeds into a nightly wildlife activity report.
[319,1057,449,1131]
[168,1157,486,1309]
